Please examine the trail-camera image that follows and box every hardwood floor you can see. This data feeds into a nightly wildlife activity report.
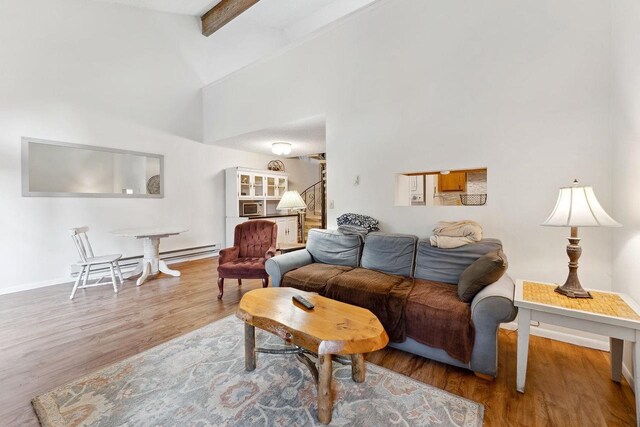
[0,258,635,426]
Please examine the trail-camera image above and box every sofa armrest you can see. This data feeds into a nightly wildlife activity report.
[265,250,314,287]
[471,273,518,325]
[219,246,240,265]
[468,273,518,377]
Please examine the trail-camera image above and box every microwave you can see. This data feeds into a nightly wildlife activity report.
[241,202,263,216]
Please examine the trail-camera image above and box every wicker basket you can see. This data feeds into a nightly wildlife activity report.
[459,194,487,206]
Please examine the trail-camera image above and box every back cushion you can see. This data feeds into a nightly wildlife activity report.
[361,233,418,277]
[237,220,277,258]
[306,229,363,267]
[414,238,503,284]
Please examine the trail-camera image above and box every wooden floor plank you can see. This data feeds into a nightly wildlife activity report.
[0,258,635,426]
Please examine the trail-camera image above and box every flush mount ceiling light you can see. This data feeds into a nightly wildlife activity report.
[440,170,451,175]
[271,142,292,156]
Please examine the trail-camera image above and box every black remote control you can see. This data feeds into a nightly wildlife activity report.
[293,295,315,309]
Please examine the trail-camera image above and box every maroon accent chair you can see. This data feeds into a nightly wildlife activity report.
[217,220,278,299]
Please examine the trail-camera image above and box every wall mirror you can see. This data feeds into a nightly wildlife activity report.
[22,137,164,198]
[395,168,487,207]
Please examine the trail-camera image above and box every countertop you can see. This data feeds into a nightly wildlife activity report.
[245,214,298,219]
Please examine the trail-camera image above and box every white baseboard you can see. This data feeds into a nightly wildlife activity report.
[500,321,609,351]
[0,244,220,296]
[623,362,635,389]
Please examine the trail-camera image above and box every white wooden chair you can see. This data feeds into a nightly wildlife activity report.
[69,227,124,300]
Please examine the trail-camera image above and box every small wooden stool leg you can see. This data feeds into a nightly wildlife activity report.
[317,354,333,424]
[351,354,365,383]
[244,323,256,371]
[238,278,242,286]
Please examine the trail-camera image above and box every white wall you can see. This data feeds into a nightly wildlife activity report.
[0,0,318,294]
[282,158,322,193]
[612,0,640,302]
[611,0,640,381]
[203,0,615,290]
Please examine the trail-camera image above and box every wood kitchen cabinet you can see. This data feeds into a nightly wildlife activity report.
[438,172,467,192]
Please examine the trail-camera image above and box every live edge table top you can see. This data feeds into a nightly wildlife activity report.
[236,287,389,356]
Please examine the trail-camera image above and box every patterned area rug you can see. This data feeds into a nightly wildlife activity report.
[33,316,483,426]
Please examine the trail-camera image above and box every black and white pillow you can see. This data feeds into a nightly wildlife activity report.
[336,213,380,232]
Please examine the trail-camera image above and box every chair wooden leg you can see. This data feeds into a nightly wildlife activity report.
[262,277,269,288]
[109,264,118,294]
[70,265,86,300]
[217,278,224,300]
[115,260,124,284]
[238,278,242,287]
[82,265,91,288]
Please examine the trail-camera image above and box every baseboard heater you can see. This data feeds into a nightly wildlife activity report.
[70,243,220,277]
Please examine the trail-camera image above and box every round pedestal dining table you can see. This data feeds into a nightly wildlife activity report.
[112,227,187,287]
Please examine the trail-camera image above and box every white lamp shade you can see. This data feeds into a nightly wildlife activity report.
[272,142,292,156]
[277,191,307,210]
[542,184,621,227]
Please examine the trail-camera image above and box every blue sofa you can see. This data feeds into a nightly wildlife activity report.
[265,229,517,378]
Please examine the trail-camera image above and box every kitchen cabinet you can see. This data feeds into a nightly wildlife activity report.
[275,216,298,244]
[238,172,268,198]
[438,172,467,192]
[266,176,288,198]
[225,167,291,246]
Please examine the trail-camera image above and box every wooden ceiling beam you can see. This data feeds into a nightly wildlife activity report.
[201,0,260,37]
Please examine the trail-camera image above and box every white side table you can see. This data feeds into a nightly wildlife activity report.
[112,227,187,287]
[515,280,640,423]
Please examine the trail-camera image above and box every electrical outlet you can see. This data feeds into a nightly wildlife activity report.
[329,200,335,209]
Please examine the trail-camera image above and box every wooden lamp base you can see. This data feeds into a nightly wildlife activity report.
[554,227,592,299]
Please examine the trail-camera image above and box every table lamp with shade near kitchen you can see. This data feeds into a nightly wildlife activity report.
[541,179,621,298]
[277,190,307,243]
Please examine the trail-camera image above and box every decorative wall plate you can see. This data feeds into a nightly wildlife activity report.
[147,175,161,195]
[267,160,285,172]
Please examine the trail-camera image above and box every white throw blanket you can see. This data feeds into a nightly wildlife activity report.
[430,220,483,248]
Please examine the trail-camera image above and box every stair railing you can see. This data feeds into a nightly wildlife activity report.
[300,180,323,217]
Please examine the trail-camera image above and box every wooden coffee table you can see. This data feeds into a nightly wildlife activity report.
[236,287,389,424]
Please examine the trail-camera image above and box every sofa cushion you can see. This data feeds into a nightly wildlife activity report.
[406,279,475,363]
[361,233,417,277]
[326,268,414,342]
[458,250,508,302]
[281,263,354,294]
[217,257,267,278]
[414,238,503,284]
[306,229,363,267]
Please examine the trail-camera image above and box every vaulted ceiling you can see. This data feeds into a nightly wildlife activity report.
[86,0,377,150]
[86,0,218,16]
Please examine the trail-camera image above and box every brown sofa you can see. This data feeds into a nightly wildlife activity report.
[265,229,517,378]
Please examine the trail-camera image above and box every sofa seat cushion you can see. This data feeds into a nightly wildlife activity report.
[281,263,354,294]
[406,279,475,363]
[326,268,414,342]
[217,257,268,278]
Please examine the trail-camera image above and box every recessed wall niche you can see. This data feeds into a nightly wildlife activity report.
[394,168,487,207]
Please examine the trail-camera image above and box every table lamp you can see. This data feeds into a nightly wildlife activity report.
[277,190,307,243]
[541,179,621,298]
